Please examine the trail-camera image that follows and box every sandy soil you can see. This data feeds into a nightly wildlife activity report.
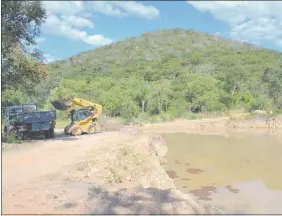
[2,116,280,214]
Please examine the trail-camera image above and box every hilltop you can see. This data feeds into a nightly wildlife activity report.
[36,28,282,121]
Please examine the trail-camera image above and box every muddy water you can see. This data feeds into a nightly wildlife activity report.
[162,133,282,214]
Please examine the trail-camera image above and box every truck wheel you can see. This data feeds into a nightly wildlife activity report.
[22,132,28,140]
[71,126,82,136]
[16,133,24,140]
[49,129,55,138]
[87,125,96,134]
[44,131,49,139]
[44,129,54,139]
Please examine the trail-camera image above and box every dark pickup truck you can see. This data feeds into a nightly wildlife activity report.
[3,104,56,140]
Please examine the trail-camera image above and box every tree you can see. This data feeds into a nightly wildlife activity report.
[1,1,46,92]
[126,78,150,113]
[147,80,173,114]
[183,74,225,112]
[2,88,28,107]
[2,45,47,91]
[262,66,282,109]
[1,1,46,57]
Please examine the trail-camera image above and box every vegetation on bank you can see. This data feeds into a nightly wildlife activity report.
[1,1,282,124]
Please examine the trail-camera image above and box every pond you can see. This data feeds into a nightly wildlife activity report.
[162,132,282,214]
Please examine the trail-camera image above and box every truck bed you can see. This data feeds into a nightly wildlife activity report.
[14,111,56,123]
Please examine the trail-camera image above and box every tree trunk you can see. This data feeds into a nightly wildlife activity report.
[142,100,145,112]
[231,84,236,96]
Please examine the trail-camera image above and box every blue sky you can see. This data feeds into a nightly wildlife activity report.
[37,1,282,63]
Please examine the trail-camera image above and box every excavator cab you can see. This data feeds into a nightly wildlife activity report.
[63,108,96,136]
[70,108,91,124]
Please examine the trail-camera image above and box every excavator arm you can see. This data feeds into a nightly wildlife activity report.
[51,97,103,119]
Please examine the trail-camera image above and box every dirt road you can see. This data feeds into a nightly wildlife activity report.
[2,130,135,214]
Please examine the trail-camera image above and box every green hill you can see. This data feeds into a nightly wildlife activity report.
[36,28,282,121]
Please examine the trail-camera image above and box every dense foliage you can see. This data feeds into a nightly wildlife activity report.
[38,29,281,120]
[5,27,282,120]
[1,1,46,106]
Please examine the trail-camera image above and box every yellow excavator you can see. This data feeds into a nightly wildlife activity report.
[50,98,102,136]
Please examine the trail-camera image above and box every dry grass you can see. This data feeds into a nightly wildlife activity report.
[225,109,251,120]
[62,134,167,189]
[106,146,146,184]
[95,116,124,132]
[73,144,149,186]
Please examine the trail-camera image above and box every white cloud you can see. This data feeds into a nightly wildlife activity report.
[83,34,113,46]
[89,1,160,19]
[187,1,282,49]
[43,54,61,64]
[43,1,84,16]
[41,2,113,46]
[114,1,160,19]
[41,1,159,46]
[50,1,162,20]
[61,15,94,29]
[88,1,125,17]
[42,14,112,46]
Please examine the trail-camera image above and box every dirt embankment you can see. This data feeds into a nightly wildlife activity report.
[2,124,222,214]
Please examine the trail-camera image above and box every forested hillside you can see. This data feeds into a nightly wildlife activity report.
[22,29,282,120]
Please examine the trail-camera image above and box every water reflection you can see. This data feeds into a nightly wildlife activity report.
[162,132,282,214]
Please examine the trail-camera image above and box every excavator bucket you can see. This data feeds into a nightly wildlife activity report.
[50,99,71,111]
